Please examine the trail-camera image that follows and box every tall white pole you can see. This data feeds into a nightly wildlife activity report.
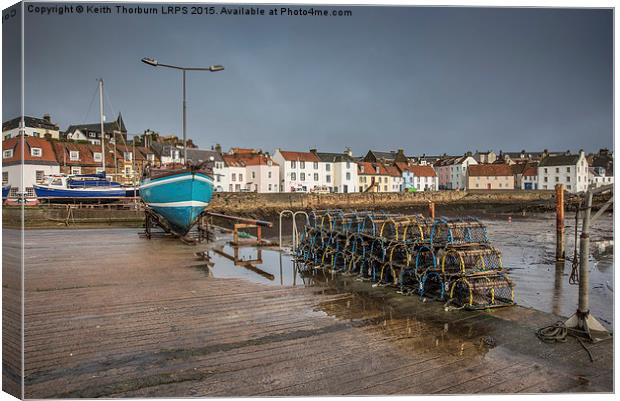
[99,79,106,174]
[182,69,187,165]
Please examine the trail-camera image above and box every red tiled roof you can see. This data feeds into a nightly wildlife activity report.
[468,164,513,177]
[222,154,246,167]
[358,161,389,176]
[384,165,401,177]
[395,162,436,177]
[408,165,437,177]
[2,136,59,165]
[231,153,278,167]
[278,150,321,162]
[523,166,538,176]
[53,141,116,167]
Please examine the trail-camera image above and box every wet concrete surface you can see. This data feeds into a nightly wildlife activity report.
[19,225,613,397]
[480,212,613,328]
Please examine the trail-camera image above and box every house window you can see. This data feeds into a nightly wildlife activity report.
[35,170,45,183]
[566,176,570,182]
[268,171,272,179]
[71,167,81,175]
[70,151,79,161]
[300,173,305,181]
[313,162,318,169]
[291,172,296,180]
[32,132,40,138]
[544,177,548,182]
[555,177,559,182]
[326,175,331,183]
[291,161,296,168]
[3,149,13,159]
[346,161,351,169]
[216,175,221,182]
[31,147,42,157]
[89,132,96,138]
[555,167,560,173]
[124,152,132,161]
[566,167,570,173]
[300,161,305,169]
[125,166,132,176]
[346,172,351,180]
[252,172,256,179]
[313,173,319,181]
[235,184,241,191]
[268,184,272,191]
[229,184,233,191]
[2,172,8,184]
[231,173,236,181]
[544,168,547,174]
[239,173,243,181]
[326,164,331,172]
[94,152,102,162]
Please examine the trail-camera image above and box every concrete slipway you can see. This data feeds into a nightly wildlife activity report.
[9,227,613,397]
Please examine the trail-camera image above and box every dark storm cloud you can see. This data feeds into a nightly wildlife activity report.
[14,4,613,155]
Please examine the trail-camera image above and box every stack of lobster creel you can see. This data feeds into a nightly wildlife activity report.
[295,209,514,310]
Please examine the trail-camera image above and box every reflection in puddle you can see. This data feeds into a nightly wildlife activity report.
[313,291,494,360]
[200,245,305,286]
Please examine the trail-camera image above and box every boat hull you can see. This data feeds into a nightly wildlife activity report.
[2,185,10,200]
[139,171,213,235]
[33,185,128,199]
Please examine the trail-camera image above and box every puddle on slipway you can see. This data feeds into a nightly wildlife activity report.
[199,211,613,329]
[200,245,306,286]
[480,212,613,329]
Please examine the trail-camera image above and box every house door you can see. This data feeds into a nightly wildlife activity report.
[487,183,491,189]
[343,185,348,193]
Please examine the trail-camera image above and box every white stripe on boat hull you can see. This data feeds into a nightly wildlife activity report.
[147,201,210,207]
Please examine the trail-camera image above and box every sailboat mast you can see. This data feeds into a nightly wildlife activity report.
[98,79,106,173]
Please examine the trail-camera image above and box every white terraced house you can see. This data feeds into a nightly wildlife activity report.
[273,149,326,193]
[310,149,358,193]
[225,149,280,193]
[222,155,249,192]
[537,151,588,193]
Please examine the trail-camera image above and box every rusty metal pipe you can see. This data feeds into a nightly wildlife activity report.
[555,184,565,260]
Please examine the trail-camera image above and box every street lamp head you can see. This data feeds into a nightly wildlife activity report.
[141,57,158,67]
[209,65,224,72]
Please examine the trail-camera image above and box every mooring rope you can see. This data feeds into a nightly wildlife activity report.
[535,321,594,362]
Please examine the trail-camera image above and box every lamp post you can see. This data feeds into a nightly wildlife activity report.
[141,57,224,164]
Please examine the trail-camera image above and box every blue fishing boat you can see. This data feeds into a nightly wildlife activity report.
[139,167,214,236]
[2,184,10,200]
[34,175,128,199]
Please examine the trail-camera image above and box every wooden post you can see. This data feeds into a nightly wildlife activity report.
[555,184,565,260]
[428,201,435,220]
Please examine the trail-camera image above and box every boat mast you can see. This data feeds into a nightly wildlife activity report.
[98,79,106,174]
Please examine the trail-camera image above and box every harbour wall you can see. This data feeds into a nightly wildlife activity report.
[207,190,557,214]
[3,190,569,228]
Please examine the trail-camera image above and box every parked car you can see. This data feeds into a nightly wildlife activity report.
[311,185,330,194]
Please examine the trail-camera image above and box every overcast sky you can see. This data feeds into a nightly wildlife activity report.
[3,4,613,155]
